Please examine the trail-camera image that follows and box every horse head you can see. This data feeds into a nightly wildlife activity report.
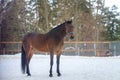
[65,20,74,40]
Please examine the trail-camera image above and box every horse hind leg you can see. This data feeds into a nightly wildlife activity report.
[49,53,54,77]
[26,47,34,76]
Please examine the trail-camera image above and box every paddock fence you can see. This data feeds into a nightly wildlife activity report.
[0,41,120,56]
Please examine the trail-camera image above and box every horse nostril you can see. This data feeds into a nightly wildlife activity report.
[70,36,74,39]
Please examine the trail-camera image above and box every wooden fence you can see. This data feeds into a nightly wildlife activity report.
[0,42,21,54]
[0,41,111,56]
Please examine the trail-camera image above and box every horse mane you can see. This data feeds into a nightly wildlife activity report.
[49,20,72,33]
[47,20,72,40]
[48,22,66,36]
[45,22,66,44]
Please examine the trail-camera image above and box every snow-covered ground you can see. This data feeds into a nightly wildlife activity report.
[0,54,120,80]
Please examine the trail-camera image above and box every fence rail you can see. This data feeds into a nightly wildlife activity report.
[0,42,21,43]
[0,41,112,56]
[0,41,110,43]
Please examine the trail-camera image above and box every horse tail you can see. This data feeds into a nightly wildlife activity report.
[21,45,26,74]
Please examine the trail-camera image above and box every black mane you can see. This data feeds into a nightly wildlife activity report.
[48,20,72,34]
[48,22,66,36]
[46,22,66,43]
[47,20,72,40]
[49,23,65,32]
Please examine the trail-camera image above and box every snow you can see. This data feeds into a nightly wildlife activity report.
[0,54,120,80]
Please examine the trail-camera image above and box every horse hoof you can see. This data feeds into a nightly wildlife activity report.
[57,73,61,77]
[49,74,53,77]
[27,74,31,76]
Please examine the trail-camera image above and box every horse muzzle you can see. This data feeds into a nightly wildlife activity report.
[67,32,74,40]
[70,36,74,40]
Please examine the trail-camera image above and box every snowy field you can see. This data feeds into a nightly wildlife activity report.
[0,54,120,80]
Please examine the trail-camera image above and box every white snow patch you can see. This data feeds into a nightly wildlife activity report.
[0,54,120,80]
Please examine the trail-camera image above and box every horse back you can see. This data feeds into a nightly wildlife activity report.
[22,33,48,51]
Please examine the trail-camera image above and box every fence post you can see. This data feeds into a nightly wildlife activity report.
[78,47,80,56]
[75,42,78,55]
[113,46,116,56]
[17,43,19,53]
[94,42,97,56]
[3,48,5,54]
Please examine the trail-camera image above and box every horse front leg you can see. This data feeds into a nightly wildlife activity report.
[56,54,61,77]
[49,54,54,77]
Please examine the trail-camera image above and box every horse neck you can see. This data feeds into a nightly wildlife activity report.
[48,24,66,39]
[58,26,66,38]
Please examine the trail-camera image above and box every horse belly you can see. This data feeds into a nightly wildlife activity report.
[34,44,49,52]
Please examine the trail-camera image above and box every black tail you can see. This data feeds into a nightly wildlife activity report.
[21,46,26,74]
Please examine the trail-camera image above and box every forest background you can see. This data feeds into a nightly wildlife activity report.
[0,0,120,42]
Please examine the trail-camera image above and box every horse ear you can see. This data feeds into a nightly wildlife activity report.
[68,20,72,23]
[64,19,72,24]
[70,19,72,23]
[64,19,67,23]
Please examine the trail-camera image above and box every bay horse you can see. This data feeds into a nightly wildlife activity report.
[21,20,74,77]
